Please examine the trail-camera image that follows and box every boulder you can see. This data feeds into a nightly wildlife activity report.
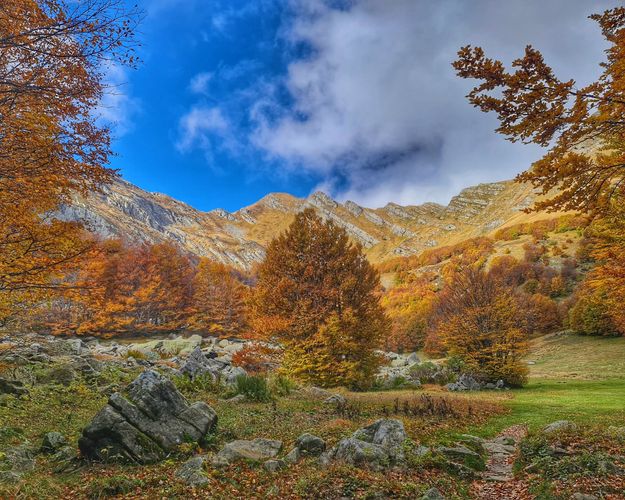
[543,420,576,434]
[180,346,246,384]
[445,374,482,392]
[422,487,445,500]
[2,444,36,473]
[284,447,301,464]
[295,433,326,457]
[437,445,481,461]
[0,377,28,397]
[323,419,409,470]
[40,432,68,453]
[323,394,346,406]
[79,370,217,464]
[264,459,286,472]
[175,456,209,487]
[212,438,283,467]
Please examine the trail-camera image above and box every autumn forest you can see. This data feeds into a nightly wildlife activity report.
[1,2,625,499]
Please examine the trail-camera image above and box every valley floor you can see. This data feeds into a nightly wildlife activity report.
[1,332,624,499]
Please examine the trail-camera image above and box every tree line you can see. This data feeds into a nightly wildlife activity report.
[2,2,625,390]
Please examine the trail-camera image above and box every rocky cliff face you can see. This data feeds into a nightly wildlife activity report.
[59,178,548,270]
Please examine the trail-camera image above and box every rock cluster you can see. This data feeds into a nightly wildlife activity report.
[79,370,217,464]
[321,419,409,470]
[445,374,505,392]
[180,346,246,384]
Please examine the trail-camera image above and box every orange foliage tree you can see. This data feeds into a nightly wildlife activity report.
[454,6,625,215]
[433,266,529,386]
[570,197,625,336]
[380,278,436,353]
[189,259,248,337]
[0,0,139,325]
[250,209,388,389]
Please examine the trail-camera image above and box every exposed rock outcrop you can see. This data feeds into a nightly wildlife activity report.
[322,419,410,470]
[79,370,217,464]
[58,176,544,270]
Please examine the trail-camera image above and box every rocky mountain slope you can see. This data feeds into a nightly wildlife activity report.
[59,177,554,270]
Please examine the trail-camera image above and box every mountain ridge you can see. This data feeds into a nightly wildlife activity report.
[59,177,555,270]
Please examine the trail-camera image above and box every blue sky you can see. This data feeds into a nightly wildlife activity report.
[105,0,613,212]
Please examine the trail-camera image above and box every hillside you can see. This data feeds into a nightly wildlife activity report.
[59,177,559,270]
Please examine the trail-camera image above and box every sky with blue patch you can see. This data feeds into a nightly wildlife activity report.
[106,0,613,212]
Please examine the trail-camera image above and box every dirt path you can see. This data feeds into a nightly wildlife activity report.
[472,424,529,499]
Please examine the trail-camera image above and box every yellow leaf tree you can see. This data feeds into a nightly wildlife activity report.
[250,209,388,389]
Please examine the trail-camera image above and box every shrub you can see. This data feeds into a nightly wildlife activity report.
[569,291,619,336]
[125,349,149,360]
[268,374,296,397]
[173,373,224,396]
[231,343,281,374]
[233,374,272,402]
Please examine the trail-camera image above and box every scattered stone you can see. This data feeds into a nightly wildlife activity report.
[421,487,445,500]
[3,444,36,472]
[0,471,22,483]
[438,445,481,461]
[264,459,286,472]
[79,370,217,464]
[284,447,301,464]
[224,394,246,403]
[480,425,527,484]
[295,433,326,457]
[323,419,409,470]
[458,435,486,454]
[406,352,420,365]
[572,494,598,500]
[0,377,28,396]
[51,446,79,473]
[212,438,283,467]
[40,364,77,386]
[175,456,209,487]
[40,432,68,453]
[543,420,576,434]
[323,394,346,406]
[446,374,482,392]
[66,339,83,355]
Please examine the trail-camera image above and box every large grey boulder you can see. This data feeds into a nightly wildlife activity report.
[79,370,217,464]
[323,419,409,470]
[180,347,246,384]
[212,438,283,467]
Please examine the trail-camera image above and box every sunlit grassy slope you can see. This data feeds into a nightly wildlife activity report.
[467,332,625,436]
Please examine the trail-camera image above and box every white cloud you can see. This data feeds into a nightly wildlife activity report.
[250,0,614,207]
[176,106,229,151]
[189,72,213,94]
[96,63,140,137]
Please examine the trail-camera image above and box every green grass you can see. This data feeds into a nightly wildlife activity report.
[526,332,625,380]
[462,333,625,437]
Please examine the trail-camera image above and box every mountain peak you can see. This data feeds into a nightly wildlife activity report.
[60,178,545,269]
